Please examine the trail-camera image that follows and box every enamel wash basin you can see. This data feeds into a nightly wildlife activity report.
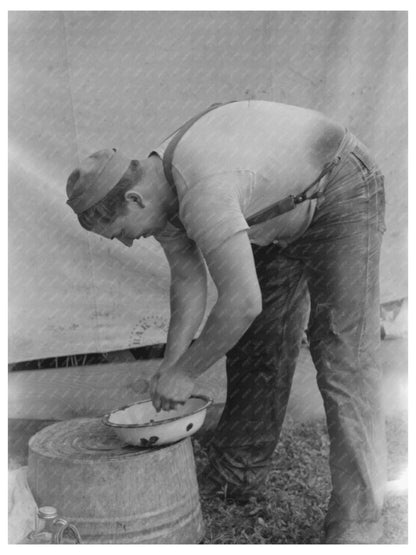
[102,395,213,447]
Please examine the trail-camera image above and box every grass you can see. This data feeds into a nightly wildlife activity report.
[193,412,408,544]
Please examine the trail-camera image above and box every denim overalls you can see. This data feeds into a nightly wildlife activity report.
[209,130,387,530]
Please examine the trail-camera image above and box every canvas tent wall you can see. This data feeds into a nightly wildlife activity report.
[9,11,407,363]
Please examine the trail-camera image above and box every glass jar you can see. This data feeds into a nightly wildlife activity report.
[22,506,81,544]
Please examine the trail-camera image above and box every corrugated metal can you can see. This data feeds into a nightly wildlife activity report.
[27,418,204,543]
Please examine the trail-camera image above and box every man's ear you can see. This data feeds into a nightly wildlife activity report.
[124,190,145,208]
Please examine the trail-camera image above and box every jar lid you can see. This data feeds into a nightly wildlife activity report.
[38,506,58,519]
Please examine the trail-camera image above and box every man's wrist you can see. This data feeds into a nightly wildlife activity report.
[159,360,185,376]
[159,359,198,381]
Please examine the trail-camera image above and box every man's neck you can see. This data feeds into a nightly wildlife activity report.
[143,155,178,218]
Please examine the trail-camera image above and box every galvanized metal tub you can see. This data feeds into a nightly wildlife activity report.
[27,418,204,543]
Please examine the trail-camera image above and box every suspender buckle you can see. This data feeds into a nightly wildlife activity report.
[293,190,325,205]
[293,193,307,204]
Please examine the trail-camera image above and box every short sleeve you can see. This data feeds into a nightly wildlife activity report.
[179,172,251,255]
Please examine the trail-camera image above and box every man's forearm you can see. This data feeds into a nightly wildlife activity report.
[163,278,207,364]
[169,296,259,379]
[152,231,262,410]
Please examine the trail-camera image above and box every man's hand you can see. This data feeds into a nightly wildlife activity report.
[150,366,195,412]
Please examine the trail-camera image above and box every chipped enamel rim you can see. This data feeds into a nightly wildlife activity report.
[102,395,213,429]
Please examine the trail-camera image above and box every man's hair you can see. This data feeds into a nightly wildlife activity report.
[77,159,142,231]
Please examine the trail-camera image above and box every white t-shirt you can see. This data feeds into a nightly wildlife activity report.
[152,100,344,256]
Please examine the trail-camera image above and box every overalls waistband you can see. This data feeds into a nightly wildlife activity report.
[331,129,375,173]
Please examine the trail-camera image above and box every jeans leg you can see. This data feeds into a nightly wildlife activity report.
[292,155,387,529]
[208,244,309,489]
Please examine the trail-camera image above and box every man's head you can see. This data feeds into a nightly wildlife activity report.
[66,149,172,246]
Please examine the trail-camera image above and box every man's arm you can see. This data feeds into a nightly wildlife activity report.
[151,230,262,410]
[159,234,208,366]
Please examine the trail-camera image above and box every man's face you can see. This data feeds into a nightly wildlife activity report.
[91,198,167,247]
